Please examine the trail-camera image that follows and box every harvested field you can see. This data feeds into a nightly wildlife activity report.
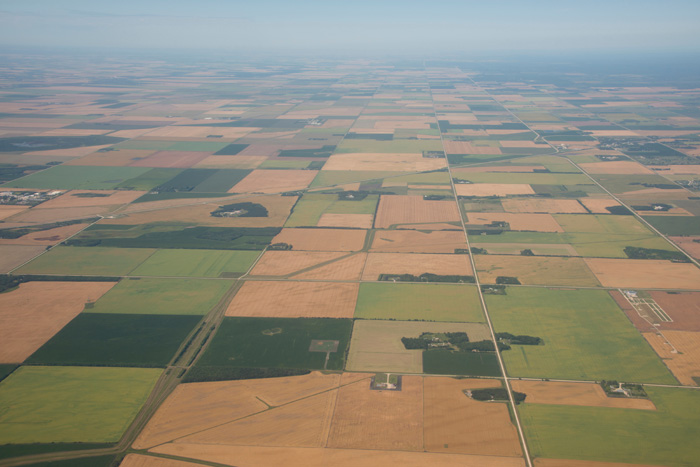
[649,291,700,331]
[38,190,146,208]
[579,198,623,214]
[371,230,468,253]
[455,184,534,197]
[129,151,211,168]
[670,236,700,260]
[251,251,347,276]
[142,126,257,140]
[327,376,423,451]
[475,243,578,257]
[456,165,547,173]
[643,331,700,385]
[271,228,366,251]
[443,141,502,154]
[295,253,366,280]
[0,205,29,220]
[225,281,358,318]
[194,155,266,169]
[502,198,588,214]
[323,153,446,172]
[135,372,341,449]
[535,460,658,467]
[228,170,317,194]
[510,381,656,410]
[424,377,522,456]
[374,195,460,229]
[120,455,201,467]
[466,213,563,232]
[579,161,655,175]
[649,165,700,175]
[362,252,472,280]
[475,255,600,287]
[150,444,527,467]
[0,223,86,246]
[317,213,373,228]
[584,258,700,289]
[0,281,115,363]
[0,245,45,272]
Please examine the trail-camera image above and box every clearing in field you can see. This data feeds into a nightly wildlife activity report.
[362,252,472,280]
[474,255,600,287]
[88,278,233,315]
[455,183,535,197]
[371,230,468,253]
[0,281,115,363]
[501,198,588,213]
[374,195,460,229]
[485,288,676,383]
[225,281,359,318]
[354,283,483,322]
[466,213,563,232]
[228,169,317,193]
[134,372,342,449]
[15,246,155,276]
[326,376,423,451]
[424,377,522,457]
[271,228,366,251]
[322,153,446,172]
[642,331,700,385]
[510,381,656,410]
[0,245,46,272]
[129,249,259,277]
[346,320,491,374]
[0,366,160,443]
[584,258,700,289]
[518,386,700,466]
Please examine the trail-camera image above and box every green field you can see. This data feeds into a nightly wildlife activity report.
[129,249,259,277]
[310,170,402,188]
[16,246,155,276]
[354,283,484,322]
[88,278,233,315]
[26,313,201,367]
[422,349,502,376]
[1,166,151,190]
[335,139,443,154]
[191,169,252,192]
[554,214,653,235]
[0,366,160,443]
[457,172,590,185]
[285,193,378,227]
[115,168,182,190]
[196,317,352,371]
[643,215,700,236]
[485,288,676,383]
[519,386,700,466]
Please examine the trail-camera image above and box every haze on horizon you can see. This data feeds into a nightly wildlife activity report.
[1,0,699,55]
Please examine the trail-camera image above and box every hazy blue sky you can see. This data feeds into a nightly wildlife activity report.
[1,0,699,54]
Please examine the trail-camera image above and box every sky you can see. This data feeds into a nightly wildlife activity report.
[1,0,699,55]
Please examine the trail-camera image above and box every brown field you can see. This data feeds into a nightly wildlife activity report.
[362,252,472,280]
[374,195,460,229]
[670,236,700,260]
[648,291,700,331]
[454,165,547,173]
[510,381,656,410]
[141,126,258,140]
[64,149,157,167]
[579,198,623,214]
[610,290,654,333]
[150,444,527,467]
[327,376,423,451]
[642,331,700,385]
[371,230,468,253]
[10,205,119,224]
[295,253,366,281]
[501,199,588,214]
[194,155,266,169]
[636,206,693,216]
[271,228,366,251]
[37,128,112,137]
[0,205,29,220]
[317,213,373,229]
[476,255,600,287]
[649,165,700,175]
[473,243,579,257]
[0,223,86,246]
[225,281,358,318]
[238,144,285,157]
[455,184,534,197]
[129,151,211,168]
[102,195,296,228]
[443,141,502,155]
[535,459,658,467]
[251,251,347,276]
[134,372,341,449]
[587,130,642,137]
[228,170,317,193]
[374,120,432,130]
[178,390,337,448]
[38,190,146,208]
[424,377,522,456]
[466,213,563,232]
[0,281,115,363]
[0,245,45,272]
[583,258,700,289]
[498,141,542,148]
[393,222,462,231]
[24,145,115,157]
[120,454,201,467]
[323,153,446,172]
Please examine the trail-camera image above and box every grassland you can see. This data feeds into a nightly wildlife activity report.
[16,246,155,276]
[485,288,676,383]
[129,249,259,277]
[88,278,233,315]
[284,193,378,227]
[354,283,484,322]
[0,366,160,443]
[26,313,202,367]
[115,168,182,191]
[196,317,352,371]
[423,349,502,377]
[1,166,151,190]
[642,215,700,235]
[309,170,402,188]
[519,386,700,466]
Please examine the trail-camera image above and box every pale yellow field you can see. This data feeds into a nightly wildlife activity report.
[294,253,367,280]
[455,184,534,197]
[510,381,656,410]
[643,331,700,385]
[317,213,374,228]
[374,195,460,228]
[271,228,367,251]
[229,170,317,193]
[501,198,588,214]
[362,252,472,280]
[250,251,346,276]
[323,153,446,171]
[371,230,468,253]
[579,198,623,213]
[584,258,700,289]
[476,255,600,287]
[579,161,655,174]
[466,213,563,232]
[0,205,29,220]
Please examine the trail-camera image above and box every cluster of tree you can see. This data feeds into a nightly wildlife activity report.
[378,273,475,283]
[210,202,268,218]
[623,246,689,262]
[605,205,633,215]
[481,284,507,295]
[455,340,511,352]
[0,275,25,294]
[0,218,95,239]
[496,332,542,345]
[470,247,488,255]
[337,190,369,201]
[268,243,293,250]
[496,276,521,285]
[520,249,534,256]
[470,387,526,404]
[600,380,648,398]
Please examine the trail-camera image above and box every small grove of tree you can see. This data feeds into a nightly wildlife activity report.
[210,202,268,218]
[520,249,534,256]
[496,276,521,285]
[268,243,292,250]
[470,247,488,255]
[378,273,475,283]
[401,337,430,350]
[0,275,25,294]
[470,387,526,404]
[496,332,542,345]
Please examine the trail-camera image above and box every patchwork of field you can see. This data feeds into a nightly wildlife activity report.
[374,195,460,228]
[271,227,366,251]
[15,246,156,275]
[361,252,472,280]
[228,169,317,193]
[466,213,563,232]
[370,230,468,253]
[510,381,656,410]
[475,255,600,287]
